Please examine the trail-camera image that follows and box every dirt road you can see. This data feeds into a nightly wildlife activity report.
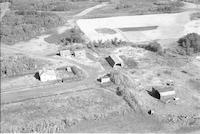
[74,2,108,17]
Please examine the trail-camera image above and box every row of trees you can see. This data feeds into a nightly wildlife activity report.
[87,38,126,49]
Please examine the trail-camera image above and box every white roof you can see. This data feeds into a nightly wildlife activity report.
[109,55,121,63]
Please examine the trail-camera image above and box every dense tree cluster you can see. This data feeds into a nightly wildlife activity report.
[1,55,45,78]
[137,41,163,55]
[0,11,63,44]
[178,33,200,55]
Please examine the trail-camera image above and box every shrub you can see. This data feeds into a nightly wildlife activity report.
[87,38,126,49]
[190,12,200,20]
[71,66,84,79]
[59,28,84,46]
[178,33,200,55]
[138,41,163,54]
[110,70,134,88]
[152,0,183,13]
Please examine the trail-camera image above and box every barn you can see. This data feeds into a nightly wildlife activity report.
[38,69,57,82]
[105,55,123,68]
[150,86,176,102]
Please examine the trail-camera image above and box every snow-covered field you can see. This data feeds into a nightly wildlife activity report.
[77,11,200,43]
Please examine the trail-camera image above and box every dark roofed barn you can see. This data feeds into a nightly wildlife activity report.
[105,55,123,68]
[150,86,176,102]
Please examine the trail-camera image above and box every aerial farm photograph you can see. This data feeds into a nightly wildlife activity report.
[0,0,200,133]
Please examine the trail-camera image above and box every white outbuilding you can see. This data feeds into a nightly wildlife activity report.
[38,69,57,82]
[99,76,111,83]
[59,49,71,58]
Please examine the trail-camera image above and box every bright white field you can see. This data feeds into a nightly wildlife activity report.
[77,11,200,43]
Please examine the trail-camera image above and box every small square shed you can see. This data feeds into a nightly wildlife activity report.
[99,76,110,83]
[59,49,71,58]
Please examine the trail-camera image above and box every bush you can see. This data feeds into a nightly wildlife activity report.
[138,41,163,54]
[190,12,200,20]
[110,71,134,88]
[153,0,183,13]
[61,28,84,45]
[178,33,200,55]
[87,38,126,49]
[71,66,85,79]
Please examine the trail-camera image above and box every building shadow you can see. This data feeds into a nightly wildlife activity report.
[34,72,40,80]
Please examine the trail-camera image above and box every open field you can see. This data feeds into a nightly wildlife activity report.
[1,88,130,133]
[77,11,200,43]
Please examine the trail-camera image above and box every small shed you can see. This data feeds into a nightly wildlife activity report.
[38,69,57,82]
[150,87,176,101]
[196,56,200,61]
[73,49,86,58]
[66,66,72,72]
[105,55,123,68]
[59,49,71,58]
[99,76,110,83]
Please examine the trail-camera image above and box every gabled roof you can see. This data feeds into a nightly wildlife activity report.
[39,69,56,76]
[108,55,121,64]
[153,86,174,93]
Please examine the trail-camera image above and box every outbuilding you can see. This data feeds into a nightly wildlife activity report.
[59,49,71,58]
[99,75,111,83]
[38,69,57,82]
[66,66,72,72]
[105,55,123,68]
[150,86,176,102]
